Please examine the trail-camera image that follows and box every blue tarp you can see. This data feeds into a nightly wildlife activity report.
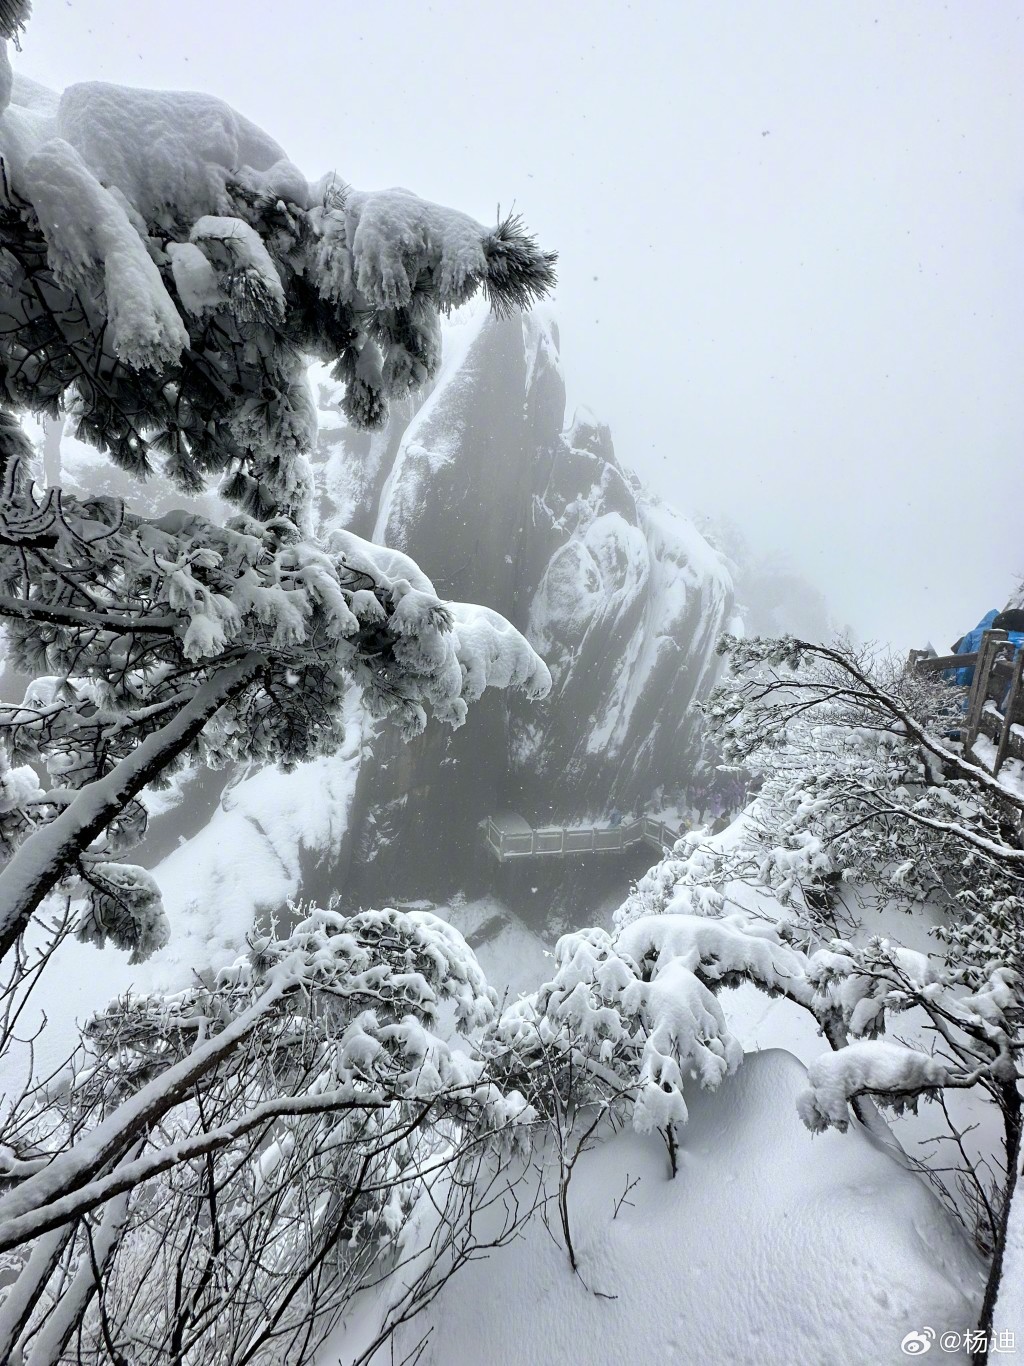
[951,610,1024,687]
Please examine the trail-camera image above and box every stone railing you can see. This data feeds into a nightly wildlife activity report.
[911,628,1024,775]
[483,815,682,863]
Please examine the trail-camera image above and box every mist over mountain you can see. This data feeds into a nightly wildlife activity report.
[695,514,839,644]
[91,306,737,959]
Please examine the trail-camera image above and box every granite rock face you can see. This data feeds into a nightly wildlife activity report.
[308,305,734,900]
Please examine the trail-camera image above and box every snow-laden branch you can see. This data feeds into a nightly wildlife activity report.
[0,968,291,1238]
[723,634,1024,816]
[0,71,555,500]
[0,1083,387,1252]
[0,594,178,634]
[1,1148,137,1366]
[851,794,1024,865]
[797,1040,981,1133]
[0,63,556,976]
[0,652,265,960]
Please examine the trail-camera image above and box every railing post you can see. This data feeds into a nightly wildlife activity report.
[994,645,1024,775]
[964,630,1007,759]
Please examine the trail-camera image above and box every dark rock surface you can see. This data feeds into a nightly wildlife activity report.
[309,307,734,902]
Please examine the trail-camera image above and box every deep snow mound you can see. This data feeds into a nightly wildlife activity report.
[381,1050,983,1366]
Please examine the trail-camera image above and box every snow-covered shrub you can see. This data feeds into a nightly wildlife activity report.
[610,634,1023,1340]
[0,906,535,1364]
[489,911,817,1172]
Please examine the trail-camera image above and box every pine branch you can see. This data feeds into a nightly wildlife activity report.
[0,653,265,963]
[483,214,558,319]
[0,595,178,635]
[0,0,30,45]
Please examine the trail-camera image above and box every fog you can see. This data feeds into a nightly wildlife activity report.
[18,0,1023,651]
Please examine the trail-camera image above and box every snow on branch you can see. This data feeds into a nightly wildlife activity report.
[0,73,556,506]
[19,136,191,370]
[797,1040,954,1133]
[616,911,814,1006]
[74,860,169,964]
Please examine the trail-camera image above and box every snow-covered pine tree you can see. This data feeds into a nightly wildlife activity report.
[0,48,556,964]
[0,23,556,1361]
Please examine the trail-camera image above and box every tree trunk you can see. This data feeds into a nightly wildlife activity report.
[975,1086,1022,1365]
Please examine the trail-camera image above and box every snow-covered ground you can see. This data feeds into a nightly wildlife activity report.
[322,1049,984,1366]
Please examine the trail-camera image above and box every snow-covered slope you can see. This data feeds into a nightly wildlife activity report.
[328,1049,983,1366]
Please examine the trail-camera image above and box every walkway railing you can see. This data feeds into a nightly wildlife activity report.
[483,814,682,863]
[911,628,1024,775]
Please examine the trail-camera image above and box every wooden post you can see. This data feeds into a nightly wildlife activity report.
[994,645,1024,775]
[965,631,1007,758]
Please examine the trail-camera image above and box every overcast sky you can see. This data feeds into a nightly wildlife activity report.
[15,0,1024,649]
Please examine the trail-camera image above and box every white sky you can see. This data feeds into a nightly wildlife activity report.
[15,0,1024,649]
